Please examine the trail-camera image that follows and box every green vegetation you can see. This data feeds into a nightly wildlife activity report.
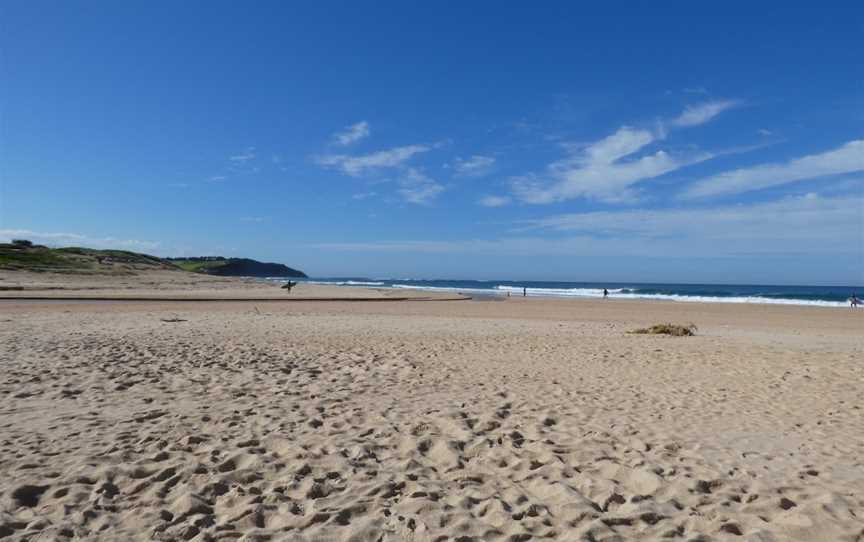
[170,259,230,273]
[0,240,307,277]
[0,241,176,274]
[0,245,80,269]
[630,323,698,337]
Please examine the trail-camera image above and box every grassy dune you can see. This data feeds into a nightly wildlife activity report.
[0,242,175,274]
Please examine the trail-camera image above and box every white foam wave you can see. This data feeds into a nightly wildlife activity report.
[390,284,505,295]
[496,285,845,307]
[304,280,385,286]
[611,292,845,307]
[264,278,847,308]
[496,286,625,297]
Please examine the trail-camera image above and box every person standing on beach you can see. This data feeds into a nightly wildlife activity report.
[603,288,609,299]
[851,293,861,308]
[523,287,527,297]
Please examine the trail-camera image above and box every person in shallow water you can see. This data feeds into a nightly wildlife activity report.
[851,293,861,308]
[603,288,609,299]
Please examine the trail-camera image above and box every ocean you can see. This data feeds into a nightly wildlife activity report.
[266,278,862,308]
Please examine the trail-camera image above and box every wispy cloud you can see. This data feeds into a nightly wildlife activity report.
[397,168,444,204]
[333,121,371,146]
[510,126,712,204]
[229,147,256,162]
[671,100,739,127]
[682,139,864,199]
[316,144,432,176]
[304,193,862,258]
[316,127,445,204]
[507,101,736,204]
[272,154,288,172]
[478,195,511,207]
[521,191,857,239]
[0,229,160,252]
[452,155,496,178]
[208,175,227,182]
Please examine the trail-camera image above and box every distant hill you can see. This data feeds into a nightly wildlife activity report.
[165,257,307,278]
[0,240,308,278]
[0,240,176,274]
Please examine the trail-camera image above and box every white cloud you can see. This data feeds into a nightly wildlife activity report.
[757,128,773,136]
[507,101,736,204]
[316,144,432,176]
[452,155,496,177]
[0,229,160,252]
[522,192,859,244]
[208,175,227,182]
[682,139,864,199]
[303,193,862,258]
[582,126,656,163]
[511,126,713,204]
[352,191,377,200]
[397,168,444,204]
[672,100,739,127]
[333,121,371,146]
[316,134,445,203]
[479,195,511,207]
[229,147,256,162]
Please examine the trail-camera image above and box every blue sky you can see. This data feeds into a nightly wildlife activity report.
[2,1,862,284]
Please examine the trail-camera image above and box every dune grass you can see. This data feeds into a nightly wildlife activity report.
[0,242,174,273]
[170,259,229,273]
[0,245,85,270]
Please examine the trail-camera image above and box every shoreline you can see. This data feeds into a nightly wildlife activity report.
[293,280,860,309]
[2,269,859,308]
[1,282,861,313]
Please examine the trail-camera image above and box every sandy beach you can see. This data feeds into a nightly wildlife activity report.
[1,272,862,541]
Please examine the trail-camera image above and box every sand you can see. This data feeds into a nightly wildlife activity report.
[0,270,454,301]
[1,272,862,541]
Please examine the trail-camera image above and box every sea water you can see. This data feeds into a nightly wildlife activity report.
[265,278,861,308]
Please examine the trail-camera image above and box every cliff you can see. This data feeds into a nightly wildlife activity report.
[166,257,307,278]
